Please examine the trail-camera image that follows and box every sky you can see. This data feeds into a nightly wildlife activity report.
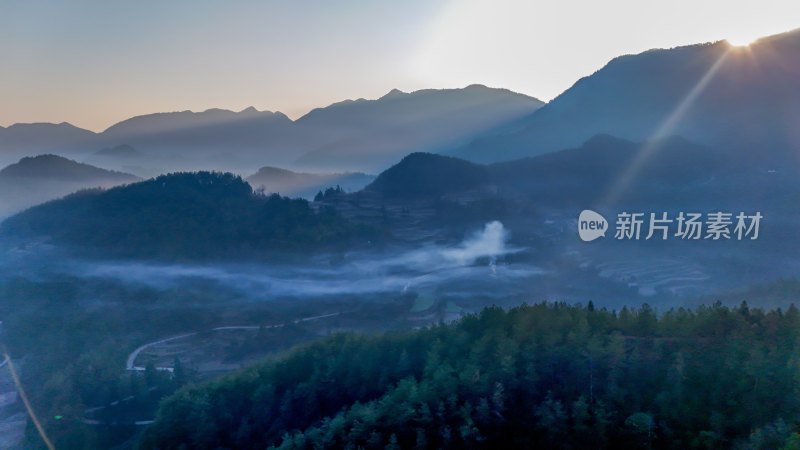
[1,0,798,132]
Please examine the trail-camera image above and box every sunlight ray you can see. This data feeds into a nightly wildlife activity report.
[601,48,733,206]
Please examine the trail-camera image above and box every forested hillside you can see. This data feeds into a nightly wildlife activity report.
[140,302,800,449]
[0,171,375,259]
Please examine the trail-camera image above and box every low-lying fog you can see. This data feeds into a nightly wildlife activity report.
[1,221,546,300]
[5,218,798,311]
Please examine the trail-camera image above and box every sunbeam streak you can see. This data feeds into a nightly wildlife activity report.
[601,48,733,206]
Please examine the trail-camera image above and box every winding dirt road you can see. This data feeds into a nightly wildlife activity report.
[125,312,344,371]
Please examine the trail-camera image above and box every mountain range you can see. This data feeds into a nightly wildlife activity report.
[3,29,800,223]
[4,30,799,176]
[7,132,790,258]
[292,85,540,171]
[0,85,543,174]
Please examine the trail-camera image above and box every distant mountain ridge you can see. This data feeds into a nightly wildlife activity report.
[100,108,297,168]
[5,27,800,172]
[452,28,800,164]
[0,123,97,165]
[102,107,288,137]
[0,154,140,218]
[0,85,543,173]
[293,85,542,171]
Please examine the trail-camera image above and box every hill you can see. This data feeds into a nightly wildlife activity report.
[0,172,374,259]
[0,155,139,218]
[453,29,800,164]
[364,152,491,198]
[140,302,800,449]
[246,166,374,199]
[0,154,138,182]
[359,135,725,207]
[488,134,724,207]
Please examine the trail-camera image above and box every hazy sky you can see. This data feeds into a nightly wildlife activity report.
[1,0,798,131]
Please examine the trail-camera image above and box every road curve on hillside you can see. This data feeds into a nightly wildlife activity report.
[125,311,345,371]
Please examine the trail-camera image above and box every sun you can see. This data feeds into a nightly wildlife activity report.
[726,35,758,47]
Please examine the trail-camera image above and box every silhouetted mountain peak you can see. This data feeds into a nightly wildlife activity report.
[0,154,138,182]
[380,88,406,100]
[366,152,490,198]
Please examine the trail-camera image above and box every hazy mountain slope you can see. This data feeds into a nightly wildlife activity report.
[354,132,800,237]
[0,122,97,150]
[82,144,177,178]
[246,166,374,199]
[0,155,139,218]
[97,85,541,173]
[94,144,143,158]
[488,134,725,207]
[0,122,98,167]
[361,135,723,206]
[100,107,298,166]
[0,86,542,174]
[453,29,800,164]
[0,154,138,182]
[364,152,491,199]
[294,85,544,172]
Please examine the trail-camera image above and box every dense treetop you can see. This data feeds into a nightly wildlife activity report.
[0,171,374,259]
[140,301,800,449]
